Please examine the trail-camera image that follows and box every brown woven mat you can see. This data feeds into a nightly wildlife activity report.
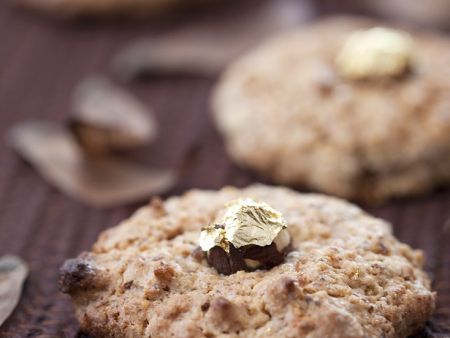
[0,1,448,337]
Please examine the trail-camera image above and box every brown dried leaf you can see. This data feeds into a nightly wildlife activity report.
[70,76,158,155]
[0,256,28,327]
[112,40,233,78]
[112,0,310,79]
[8,120,176,208]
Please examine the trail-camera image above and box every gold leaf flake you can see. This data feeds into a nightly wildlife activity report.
[336,27,414,80]
[199,225,228,252]
[199,198,288,251]
[222,198,287,248]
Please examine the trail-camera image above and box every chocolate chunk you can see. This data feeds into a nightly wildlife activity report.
[241,242,286,267]
[207,246,232,275]
[201,302,210,312]
[59,255,108,293]
[206,242,288,275]
[123,281,134,290]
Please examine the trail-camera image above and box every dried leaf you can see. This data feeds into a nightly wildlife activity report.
[8,120,176,208]
[112,40,234,78]
[70,76,158,155]
[0,256,28,327]
[112,0,311,79]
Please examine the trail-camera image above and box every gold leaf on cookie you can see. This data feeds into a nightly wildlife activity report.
[199,225,228,252]
[221,198,288,249]
[336,27,414,80]
[199,198,290,275]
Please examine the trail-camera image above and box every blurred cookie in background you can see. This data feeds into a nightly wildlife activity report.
[14,0,217,18]
[212,16,450,203]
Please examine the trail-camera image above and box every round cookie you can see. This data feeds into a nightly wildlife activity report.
[60,185,435,337]
[212,16,450,203]
[15,0,213,18]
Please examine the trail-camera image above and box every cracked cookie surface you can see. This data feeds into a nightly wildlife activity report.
[61,185,434,337]
[212,16,450,203]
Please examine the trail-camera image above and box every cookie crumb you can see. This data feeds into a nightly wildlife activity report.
[191,246,205,262]
[149,197,166,217]
[207,297,246,332]
[154,262,175,282]
[211,297,232,313]
[144,284,162,301]
[123,281,134,290]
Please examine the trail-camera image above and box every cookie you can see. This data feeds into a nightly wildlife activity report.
[16,0,212,18]
[212,16,450,202]
[60,185,435,337]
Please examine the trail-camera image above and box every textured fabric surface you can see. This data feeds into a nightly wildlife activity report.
[0,1,448,337]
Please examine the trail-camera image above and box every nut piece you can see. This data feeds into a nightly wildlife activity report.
[199,198,290,275]
[335,27,414,80]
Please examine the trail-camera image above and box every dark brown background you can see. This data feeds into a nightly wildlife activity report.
[0,0,449,337]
